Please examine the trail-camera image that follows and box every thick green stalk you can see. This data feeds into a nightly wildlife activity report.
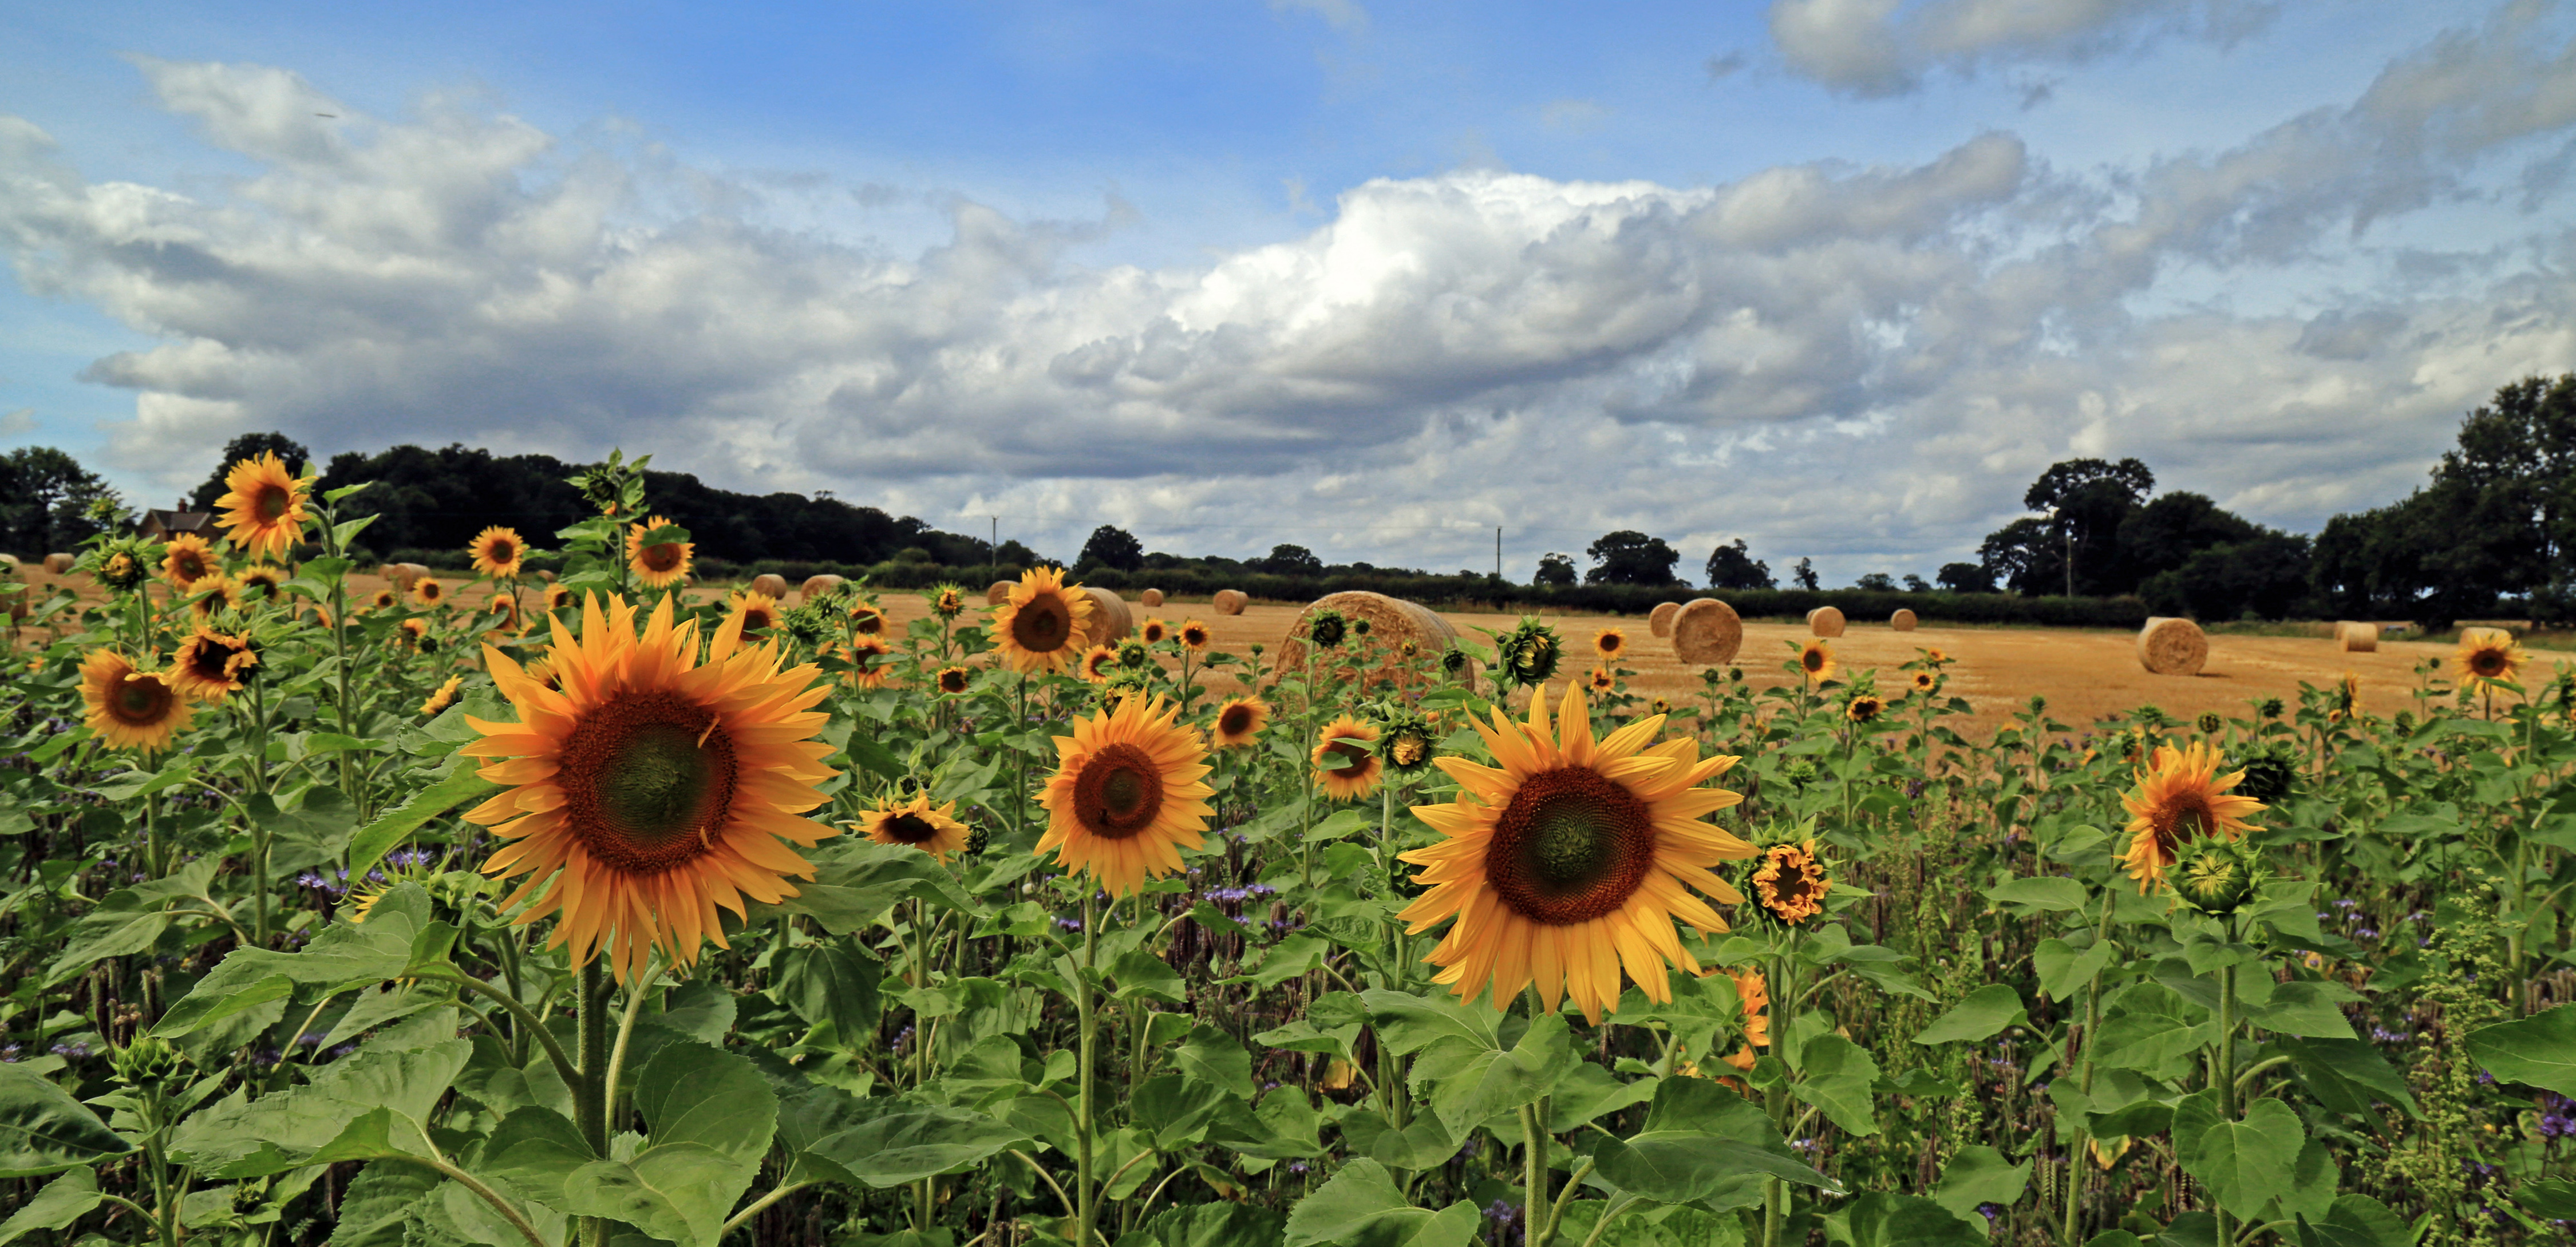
[2212,958,2237,1243]
[1520,1100,1549,1247]
[576,960,610,1247]
[1075,891,1100,1247]
[2059,894,2118,1242]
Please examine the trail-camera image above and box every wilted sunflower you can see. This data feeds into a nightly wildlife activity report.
[993,567,1096,675]
[92,537,156,593]
[421,675,464,716]
[1400,682,1753,1020]
[1211,696,1269,748]
[2117,741,2265,893]
[161,533,216,591]
[930,584,966,619]
[1844,694,1883,724]
[184,572,241,620]
[171,626,258,703]
[728,591,783,636]
[545,583,573,612]
[1141,617,1169,645]
[1179,619,1211,651]
[847,636,894,690]
[855,791,971,860]
[468,526,527,579]
[1307,609,1349,651]
[79,650,194,753]
[236,564,288,600]
[1594,627,1626,659]
[1751,841,1831,925]
[213,452,310,562]
[848,602,886,636]
[1797,639,1835,684]
[2455,628,2524,692]
[1081,644,1119,683]
[625,516,693,590]
[936,665,971,695]
[462,593,841,983]
[1910,671,1937,695]
[1379,709,1437,775]
[411,576,445,608]
[1313,712,1384,801]
[1589,667,1614,694]
[1037,694,1214,898]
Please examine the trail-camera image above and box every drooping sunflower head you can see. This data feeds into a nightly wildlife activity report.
[214,452,311,562]
[1594,626,1626,659]
[1399,681,1753,1021]
[236,564,289,600]
[2455,627,2526,690]
[1378,708,1437,775]
[1313,713,1384,801]
[2196,710,2224,734]
[1499,618,1563,686]
[855,791,971,860]
[1037,694,1215,898]
[929,584,966,619]
[1179,619,1211,651]
[161,533,216,591]
[847,635,894,689]
[2118,740,2266,893]
[184,572,240,620]
[936,665,971,695]
[412,576,444,608]
[1212,695,1269,748]
[421,674,465,716]
[848,601,886,636]
[1751,840,1831,925]
[1845,694,1883,724]
[1911,671,1938,695]
[80,650,195,753]
[1141,617,1168,645]
[1797,639,1835,684]
[1081,644,1119,683]
[172,626,259,702]
[92,536,158,593]
[1307,608,1349,652]
[993,567,1096,674]
[468,526,527,579]
[729,591,782,636]
[461,592,843,983]
[625,516,694,589]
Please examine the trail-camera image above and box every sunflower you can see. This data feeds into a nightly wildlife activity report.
[421,675,464,716]
[469,526,527,579]
[847,636,894,690]
[161,533,216,591]
[1498,619,1562,686]
[1594,627,1626,659]
[546,583,573,611]
[484,592,525,638]
[930,584,966,619]
[1797,639,1835,684]
[1399,682,1753,1020]
[1925,648,1947,663]
[1910,671,1937,695]
[728,591,783,636]
[1380,710,1437,775]
[2329,671,2360,722]
[79,650,195,753]
[212,452,310,562]
[936,665,971,695]
[1751,841,1831,925]
[1307,609,1349,651]
[235,564,288,601]
[848,602,886,637]
[370,587,399,611]
[1313,713,1385,801]
[184,572,241,620]
[625,516,693,590]
[1729,967,1769,1050]
[1080,644,1119,683]
[1588,667,1614,694]
[1179,619,1210,651]
[854,792,971,860]
[523,656,562,692]
[398,617,431,650]
[993,567,1096,675]
[2455,628,2524,692]
[412,576,445,608]
[1037,694,1215,898]
[171,626,258,702]
[461,593,841,983]
[1844,694,1883,724]
[1141,617,1169,645]
[2117,741,2266,893]
[1649,697,1672,716]
[1212,696,1269,748]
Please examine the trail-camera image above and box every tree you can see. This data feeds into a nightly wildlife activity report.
[1854,572,1895,592]
[1791,558,1819,591]
[190,432,313,511]
[1984,457,2156,596]
[2143,533,2313,621]
[1902,573,1931,592]
[1077,525,1145,572]
[1937,562,1996,593]
[1978,517,2060,596]
[1254,544,1323,575]
[2119,492,2258,581]
[1583,530,1681,586]
[0,447,121,555]
[1704,539,1775,591]
[1534,553,1577,588]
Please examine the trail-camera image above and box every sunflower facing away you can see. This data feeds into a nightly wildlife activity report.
[993,567,1097,675]
[80,650,195,753]
[1797,639,1836,684]
[1211,696,1269,749]
[855,791,971,860]
[161,533,215,592]
[1400,681,1753,1020]
[469,526,528,579]
[846,636,894,690]
[461,593,841,982]
[2117,740,2265,893]
[1751,841,1831,925]
[1038,694,1215,898]
[2454,627,2526,692]
[1179,619,1210,651]
[213,452,311,562]
[1594,627,1626,660]
[1080,644,1119,683]
[625,516,693,590]
[171,626,258,703]
[728,591,783,635]
[1313,712,1385,801]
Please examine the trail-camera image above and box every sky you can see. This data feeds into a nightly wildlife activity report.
[2,0,2573,583]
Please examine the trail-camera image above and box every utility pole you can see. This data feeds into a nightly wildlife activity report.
[991,516,998,568]
[1495,526,1503,581]
[2064,523,2073,598]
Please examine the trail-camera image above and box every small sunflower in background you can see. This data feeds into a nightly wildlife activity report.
[1594,626,1626,660]
[728,591,783,635]
[90,536,157,595]
[368,587,398,611]
[2328,671,2360,722]
[847,636,894,690]
[2118,741,2265,893]
[929,584,966,619]
[1306,608,1349,652]
[1211,696,1269,748]
[212,451,311,562]
[171,626,259,703]
[236,564,289,601]
[1649,697,1672,716]
[485,592,524,636]
[184,572,242,620]
[856,791,971,860]
[1844,692,1883,724]
[2196,710,2224,734]
[936,666,971,695]
[625,516,693,589]
[1752,840,1831,925]
[1038,694,1214,898]
[993,567,1095,675]
[848,601,886,637]
[1116,639,1153,672]
[2454,627,2525,692]
[1313,713,1384,800]
[1179,619,1211,651]
[1498,617,1562,686]
[161,533,216,591]
[411,576,444,608]
[80,651,194,753]
[1081,644,1119,683]
[397,617,431,650]
[1796,639,1835,684]
[420,675,464,716]
[545,583,573,612]
[1588,667,1614,694]
[1910,670,1938,695]
[468,526,527,580]
[1141,617,1169,645]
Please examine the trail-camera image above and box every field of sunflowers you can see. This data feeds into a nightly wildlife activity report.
[6,452,2576,1247]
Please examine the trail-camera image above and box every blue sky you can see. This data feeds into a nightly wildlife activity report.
[3,0,2572,580]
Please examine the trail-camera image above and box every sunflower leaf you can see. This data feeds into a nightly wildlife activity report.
[0,1066,131,1179]
[2468,1004,2576,1096]
[1911,985,2028,1045]
[1283,1159,1479,1247]
[345,761,498,885]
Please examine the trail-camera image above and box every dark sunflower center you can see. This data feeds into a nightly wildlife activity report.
[186,642,235,683]
[2472,651,2506,676]
[1485,766,1655,925]
[1015,597,1072,652]
[1323,739,1376,782]
[854,612,882,635]
[175,553,206,581]
[109,674,176,726]
[882,813,941,844]
[1603,638,1622,654]
[1218,705,1255,736]
[255,484,290,521]
[1072,743,1163,840]
[745,608,775,631]
[492,540,515,563]
[561,691,738,873]
[1803,649,1824,672]
[641,543,683,572]
[1768,856,1814,899]
[940,670,968,692]
[2154,795,2212,856]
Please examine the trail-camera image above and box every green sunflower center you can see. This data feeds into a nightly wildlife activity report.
[1073,743,1163,840]
[1487,766,1656,925]
[254,484,291,521]
[564,691,738,872]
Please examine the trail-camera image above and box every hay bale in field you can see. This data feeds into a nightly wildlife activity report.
[376,563,399,582]
[1273,591,1460,688]
[1649,601,1682,638]
[2336,620,2379,652]
[2138,616,2208,676]
[799,574,845,604]
[1079,587,1133,644]
[1670,599,1743,665]
[987,579,1017,605]
[1891,608,1918,632]
[1213,589,1249,615]
[539,569,557,583]
[1807,605,1846,638]
[43,552,74,575]
[1141,588,1164,607]
[749,573,788,599]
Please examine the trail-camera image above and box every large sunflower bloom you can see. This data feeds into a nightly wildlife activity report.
[80,650,194,753]
[2117,741,2265,893]
[1211,696,1269,748]
[212,452,310,562]
[626,516,693,590]
[172,626,258,703]
[469,526,528,579]
[1313,713,1384,801]
[460,594,841,983]
[855,792,971,860]
[993,567,1096,675]
[2454,627,2526,692]
[1797,640,1835,684]
[161,533,216,592]
[1038,695,1214,897]
[1400,682,1753,1020]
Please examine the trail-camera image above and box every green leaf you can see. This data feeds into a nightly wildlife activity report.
[1424,1010,1580,1132]
[1360,988,1501,1054]
[2515,1178,2576,1220]
[2293,1195,2411,1247]
[166,1038,472,1178]
[1242,933,1334,989]
[1282,1159,1479,1247]
[2184,1098,2304,1220]
[2032,938,2115,1001]
[737,839,976,933]
[776,940,883,1039]
[559,1143,739,1247]
[1141,1202,1287,1247]
[1589,1077,1838,1210]
[2241,983,2357,1039]
[1913,985,2028,1045]
[2267,1037,2417,1118]
[1111,949,1190,1003]
[634,1042,777,1162]
[477,1106,596,1208]
[1844,1191,1985,1246]
[0,1169,101,1244]
[1175,1024,1257,1098]
[346,763,499,884]
[2467,1004,2576,1096]
[327,1162,441,1247]
[155,885,439,1038]
[0,1064,133,1178]
[1132,1074,1234,1151]
[1790,1034,1881,1137]
[1931,1145,2029,1222]
[802,1099,1030,1187]
[1984,876,2090,913]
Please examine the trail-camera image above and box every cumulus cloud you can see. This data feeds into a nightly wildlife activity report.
[2,15,2573,580]
[1767,0,2282,97]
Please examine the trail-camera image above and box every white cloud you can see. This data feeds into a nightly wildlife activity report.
[1767,0,2282,97]
[0,407,31,437]
[1,17,2571,582]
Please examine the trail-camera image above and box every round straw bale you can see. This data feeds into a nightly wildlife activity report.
[539,569,558,583]
[43,552,75,575]
[799,574,845,604]
[1140,588,1164,607]
[1670,599,1744,665]
[2138,616,2208,676]
[1890,608,1918,632]
[1078,587,1133,645]
[1273,591,1460,690]
[749,573,788,599]
[1806,605,1846,638]
[1212,588,1249,615]
[376,563,400,582]
[2336,620,2379,652]
[987,579,1017,604]
[1648,601,1682,638]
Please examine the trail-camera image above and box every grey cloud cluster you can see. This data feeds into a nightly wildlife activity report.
[1766,0,2282,97]
[1,15,2571,581]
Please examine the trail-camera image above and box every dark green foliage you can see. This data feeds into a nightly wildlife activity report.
[1582,529,1681,586]
[1706,538,1776,590]
[0,446,123,556]
[1077,525,1145,572]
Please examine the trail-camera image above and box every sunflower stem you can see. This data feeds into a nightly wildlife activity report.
[1519,1099,1550,1247]
[1074,889,1101,1247]
[576,959,610,1246]
[2059,888,2118,1243]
